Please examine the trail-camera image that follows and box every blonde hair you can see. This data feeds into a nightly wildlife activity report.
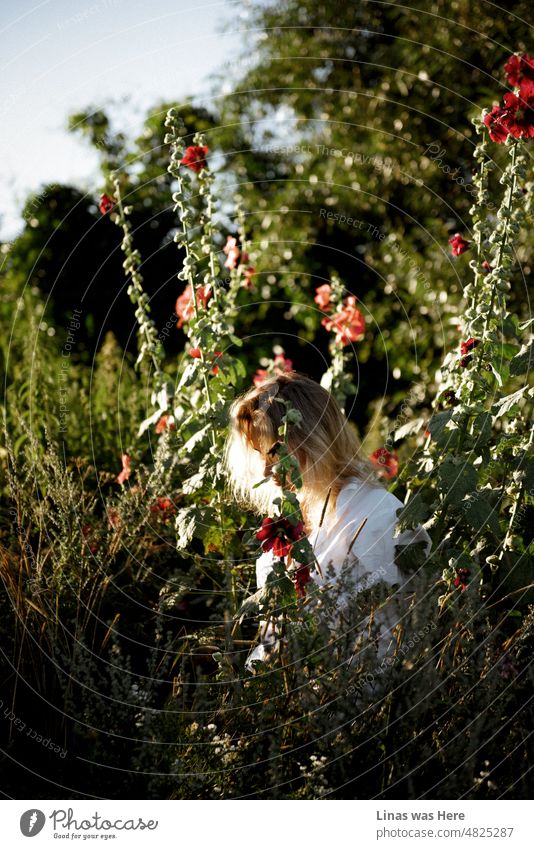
[224,371,380,530]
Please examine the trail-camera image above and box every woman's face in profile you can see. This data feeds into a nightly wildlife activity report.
[249,430,303,490]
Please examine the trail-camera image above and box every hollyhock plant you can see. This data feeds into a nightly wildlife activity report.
[99,193,114,215]
[370,447,398,479]
[321,295,366,346]
[180,145,208,173]
[256,516,305,558]
[448,233,471,256]
[314,283,333,311]
[117,453,132,485]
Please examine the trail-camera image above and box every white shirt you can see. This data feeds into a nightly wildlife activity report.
[246,477,431,670]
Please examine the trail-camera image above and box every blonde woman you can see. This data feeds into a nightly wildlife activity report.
[225,371,431,667]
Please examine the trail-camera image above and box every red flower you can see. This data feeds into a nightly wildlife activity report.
[504,53,534,89]
[453,568,470,592]
[370,447,398,479]
[441,390,459,408]
[150,497,176,522]
[321,295,365,346]
[255,517,305,558]
[242,265,256,288]
[484,85,534,143]
[482,260,492,272]
[499,89,534,140]
[175,284,212,328]
[448,233,471,256]
[223,235,240,270]
[155,414,176,433]
[180,145,208,173]
[460,338,480,356]
[189,348,222,373]
[484,103,512,143]
[117,453,132,485]
[294,564,312,599]
[253,352,293,386]
[211,351,223,375]
[99,193,114,215]
[314,283,333,311]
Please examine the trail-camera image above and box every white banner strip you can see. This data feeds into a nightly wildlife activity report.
[2,800,531,847]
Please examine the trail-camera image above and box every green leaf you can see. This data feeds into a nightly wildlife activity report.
[438,457,478,503]
[182,424,210,453]
[394,541,429,573]
[393,417,426,442]
[493,386,528,419]
[175,506,198,551]
[468,413,492,449]
[177,361,198,389]
[426,410,454,446]
[459,493,500,536]
[509,340,533,376]
[395,493,431,533]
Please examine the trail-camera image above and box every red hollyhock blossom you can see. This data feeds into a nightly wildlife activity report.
[484,84,534,143]
[253,352,293,386]
[211,351,223,375]
[294,564,312,599]
[223,236,240,270]
[180,145,209,173]
[499,89,534,140]
[99,193,114,215]
[189,348,222,373]
[117,453,132,485]
[370,447,398,479]
[150,497,176,522]
[321,295,365,346]
[314,283,333,311]
[453,568,470,592]
[504,53,534,89]
[242,265,256,288]
[155,414,176,433]
[459,337,480,368]
[460,338,480,356]
[441,389,459,408]
[256,517,305,558]
[175,284,212,328]
[448,233,471,256]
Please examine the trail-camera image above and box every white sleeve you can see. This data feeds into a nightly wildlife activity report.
[337,487,431,587]
[245,549,281,673]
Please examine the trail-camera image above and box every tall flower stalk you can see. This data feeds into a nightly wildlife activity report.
[391,54,533,606]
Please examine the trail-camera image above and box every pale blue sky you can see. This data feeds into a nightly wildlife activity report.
[1,0,244,238]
